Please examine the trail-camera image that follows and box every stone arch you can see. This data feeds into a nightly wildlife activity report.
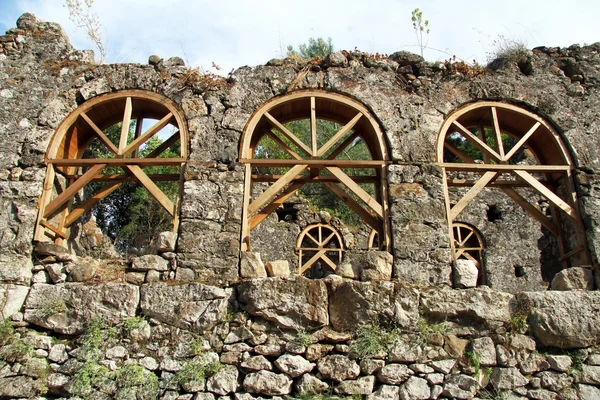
[239,89,391,255]
[35,90,188,245]
[436,100,589,274]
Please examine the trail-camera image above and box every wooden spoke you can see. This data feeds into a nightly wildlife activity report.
[297,223,344,275]
[326,167,383,218]
[491,107,505,159]
[249,182,303,230]
[132,116,143,158]
[265,131,303,160]
[505,122,540,161]
[40,220,67,239]
[119,97,133,153]
[122,113,173,157]
[440,163,570,172]
[513,170,576,219]
[444,140,475,163]
[80,113,119,155]
[248,164,308,215]
[44,164,106,218]
[144,130,180,159]
[501,187,559,236]
[317,112,363,157]
[125,165,175,216]
[453,120,502,162]
[322,182,379,231]
[264,112,312,156]
[311,97,317,156]
[449,171,498,221]
[326,131,360,160]
[458,230,474,247]
[64,180,125,228]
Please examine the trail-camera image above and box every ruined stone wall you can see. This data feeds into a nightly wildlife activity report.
[1,13,600,400]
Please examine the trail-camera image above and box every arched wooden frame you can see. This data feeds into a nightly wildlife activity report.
[35,90,188,243]
[436,101,589,268]
[453,222,486,285]
[296,224,344,275]
[239,90,391,253]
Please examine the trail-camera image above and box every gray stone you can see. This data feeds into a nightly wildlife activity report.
[360,358,385,375]
[577,365,600,385]
[471,337,497,366]
[239,252,266,278]
[453,259,478,288]
[336,375,375,395]
[125,272,145,285]
[0,376,36,397]
[399,376,430,400]
[274,354,314,377]
[67,258,99,282]
[335,262,361,279]
[377,363,413,385]
[131,254,169,271]
[175,267,195,282]
[429,359,457,374]
[156,231,177,252]
[240,355,272,371]
[577,384,600,400]
[295,373,329,394]
[368,385,402,400]
[517,291,600,348]
[47,372,69,391]
[265,260,290,277]
[489,367,529,390]
[442,374,479,399]
[146,269,161,283]
[527,389,557,400]
[324,52,348,67]
[243,370,292,396]
[317,355,360,382]
[31,271,49,283]
[550,267,594,290]
[24,283,139,334]
[45,263,66,283]
[0,284,28,318]
[140,283,231,332]
[538,371,573,391]
[306,344,334,361]
[389,334,423,362]
[237,277,328,330]
[206,364,239,395]
[141,356,159,370]
[105,345,127,359]
[360,251,393,281]
[518,352,550,374]
[48,344,68,363]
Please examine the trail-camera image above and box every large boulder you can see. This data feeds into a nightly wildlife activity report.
[24,283,139,334]
[550,267,594,290]
[517,291,600,348]
[243,370,293,396]
[140,283,231,332]
[237,277,328,330]
[0,284,29,318]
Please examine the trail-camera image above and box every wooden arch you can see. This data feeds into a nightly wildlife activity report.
[239,90,391,252]
[437,101,589,268]
[453,222,486,284]
[296,224,344,276]
[35,90,188,243]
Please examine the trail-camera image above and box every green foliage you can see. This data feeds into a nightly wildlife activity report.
[287,37,334,59]
[417,317,449,339]
[487,35,528,64]
[65,0,106,63]
[115,363,159,399]
[0,319,15,346]
[466,350,482,375]
[350,324,399,359]
[0,320,33,362]
[79,318,117,360]
[71,361,112,398]
[411,8,430,57]
[293,329,314,347]
[567,352,584,376]
[175,359,223,390]
[508,298,530,334]
[444,128,526,164]
[122,316,144,334]
[41,297,67,317]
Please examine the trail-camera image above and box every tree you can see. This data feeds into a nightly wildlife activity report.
[287,37,334,58]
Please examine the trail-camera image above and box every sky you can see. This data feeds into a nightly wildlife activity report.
[1,0,599,74]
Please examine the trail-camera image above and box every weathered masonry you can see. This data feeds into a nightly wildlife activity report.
[1,13,600,399]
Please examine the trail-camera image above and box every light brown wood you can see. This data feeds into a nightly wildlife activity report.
[563,169,591,264]
[453,120,502,162]
[44,163,106,218]
[132,116,143,158]
[64,173,180,182]
[118,97,133,153]
[326,167,383,218]
[558,246,584,262]
[440,163,571,171]
[40,220,67,239]
[240,163,253,251]
[47,158,186,167]
[505,121,540,160]
[145,130,180,159]
[297,224,344,275]
[125,165,175,216]
[251,174,378,183]
[122,113,173,157]
[34,164,56,241]
[80,112,119,155]
[326,131,360,160]
[264,112,312,156]
[248,164,308,215]
[249,182,303,230]
[241,159,385,168]
[64,181,125,227]
[311,97,317,156]
[449,171,498,220]
[513,170,576,219]
[317,112,363,157]
[322,182,379,230]
[265,131,303,160]
[491,107,505,160]
[477,124,491,164]
[448,179,546,187]
[501,187,559,236]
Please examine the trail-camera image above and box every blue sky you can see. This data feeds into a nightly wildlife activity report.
[1,0,599,73]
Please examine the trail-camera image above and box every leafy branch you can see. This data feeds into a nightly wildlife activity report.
[65,0,106,63]
[411,8,430,58]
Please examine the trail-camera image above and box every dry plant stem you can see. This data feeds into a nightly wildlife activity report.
[65,0,106,63]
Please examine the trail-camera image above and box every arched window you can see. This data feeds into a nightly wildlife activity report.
[35,90,188,249]
[296,224,344,278]
[437,101,589,268]
[239,90,391,255]
[453,222,486,285]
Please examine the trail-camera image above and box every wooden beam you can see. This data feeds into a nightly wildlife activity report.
[44,163,106,218]
[327,131,360,160]
[505,122,540,161]
[501,187,559,236]
[121,113,173,157]
[240,163,252,251]
[40,220,67,239]
[119,97,133,153]
[478,124,490,164]
[265,131,303,160]
[264,112,312,156]
[80,113,119,155]
[440,163,571,172]
[322,182,379,230]
[448,179,547,187]
[453,120,502,162]
[251,174,378,183]
[249,182,303,230]
[241,159,386,168]
[64,173,180,182]
[145,130,180,159]
[300,249,329,274]
[311,97,317,156]
[125,165,175,216]
[449,171,498,220]
[513,170,576,219]
[444,140,475,163]
[325,167,383,218]
[47,158,186,167]
[64,181,124,228]
[317,112,363,157]
[35,164,56,241]
[132,116,143,158]
[491,107,505,160]
[248,164,308,215]
[558,246,585,262]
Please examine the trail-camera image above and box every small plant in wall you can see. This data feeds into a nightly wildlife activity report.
[350,324,399,359]
[411,8,430,58]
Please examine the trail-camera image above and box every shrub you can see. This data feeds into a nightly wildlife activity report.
[350,324,399,359]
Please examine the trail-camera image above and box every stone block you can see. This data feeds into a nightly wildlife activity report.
[156,231,177,252]
[265,260,290,277]
[453,259,478,288]
[240,252,266,278]
[131,255,168,271]
[550,267,594,290]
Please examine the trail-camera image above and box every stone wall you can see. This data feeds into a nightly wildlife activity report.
[1,12,600,399]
